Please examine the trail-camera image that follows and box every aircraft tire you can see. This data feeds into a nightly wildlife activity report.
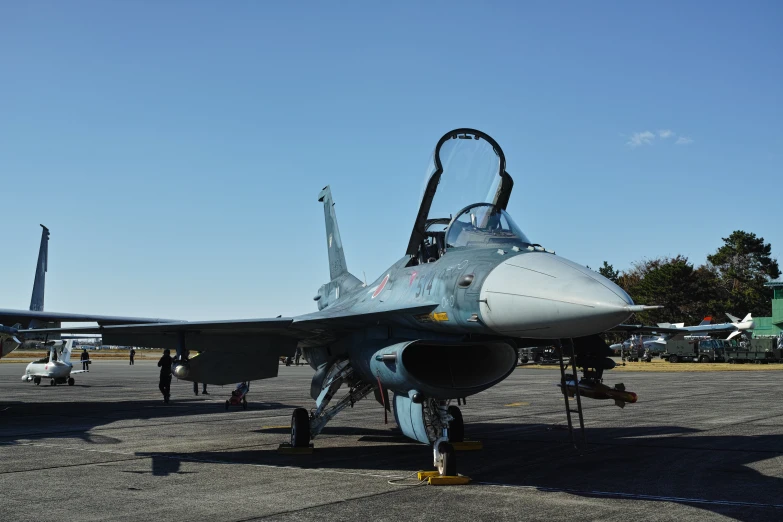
[68,378,75,386]
[34,377,40,385]
[447,405,464,443]
[291,408,310,448]
[437,442,457,476]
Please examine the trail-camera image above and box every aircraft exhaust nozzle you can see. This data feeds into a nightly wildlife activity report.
[172,362,190,380]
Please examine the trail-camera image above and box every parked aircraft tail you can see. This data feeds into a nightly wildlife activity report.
[698,317,712,326]
[314,186,363,310]
[47,339,74,364]
[318,186,353,282]
[29,225,49,312]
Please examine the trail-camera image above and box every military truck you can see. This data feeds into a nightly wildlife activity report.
[662,338,725,363]
[724,336,782,364]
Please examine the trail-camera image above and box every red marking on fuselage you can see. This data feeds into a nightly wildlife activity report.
[372,274,390,299]
[409,271,418,286]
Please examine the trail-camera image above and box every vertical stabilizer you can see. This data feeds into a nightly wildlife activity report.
[317,186,349,280]
[29,225,49,312]
[60,340,73,364]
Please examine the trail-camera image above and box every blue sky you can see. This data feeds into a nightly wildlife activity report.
[2,2,781,320]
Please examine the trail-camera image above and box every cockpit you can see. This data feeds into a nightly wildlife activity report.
[406,129,531,266]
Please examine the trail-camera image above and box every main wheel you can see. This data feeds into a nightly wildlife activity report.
[291,408,310,448]
[68,377,75,386]
[669,355,678,363]
[34,377,41,385]
[436,442,457,476]
[242,397,248,410]
[447,405,464,443]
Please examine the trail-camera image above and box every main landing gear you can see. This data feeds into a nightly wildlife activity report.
[287,358,468,478]
[288,359,375,449]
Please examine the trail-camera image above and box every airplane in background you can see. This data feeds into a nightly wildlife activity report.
[21,339,90,386]
[0,225,174,358]
[610,334,667,354]
[618,313,755,343]
[21,129,657,476]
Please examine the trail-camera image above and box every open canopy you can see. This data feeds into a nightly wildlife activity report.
[406,129,522,258]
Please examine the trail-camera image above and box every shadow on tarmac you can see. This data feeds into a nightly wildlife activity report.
[2,397,781,520]
[134,422,783,521]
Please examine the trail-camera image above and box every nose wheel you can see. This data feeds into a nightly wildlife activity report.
[435,441,457,476]
[68,377,75,386]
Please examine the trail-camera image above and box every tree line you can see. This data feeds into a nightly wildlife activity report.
[596,231,780,326]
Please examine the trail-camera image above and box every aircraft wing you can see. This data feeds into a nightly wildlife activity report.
[610,324,688,335]
[611,322,740,337]
[18,304,440,353]
[70,370,89,375]
[0,308,176,327]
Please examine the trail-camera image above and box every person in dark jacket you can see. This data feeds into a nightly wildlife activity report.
[80,349,90,371]
[129,348,136,365]
[158,349,173,403]
[193,381,208,395]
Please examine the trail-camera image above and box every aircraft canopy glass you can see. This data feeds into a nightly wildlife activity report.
[424,133,502,223]
[445,203,531,248]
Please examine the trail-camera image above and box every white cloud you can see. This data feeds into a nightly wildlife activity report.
[658,129,674,139]
[627,131,656,148]
[675,136,693,145]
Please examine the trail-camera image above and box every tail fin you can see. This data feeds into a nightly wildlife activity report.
[29,225,49,312]
[318,186,350,281]
[741,313,752,323]
[59,340,74,364]
[698,317,712,326]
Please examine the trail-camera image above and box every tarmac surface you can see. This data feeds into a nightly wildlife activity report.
[1,360,781,521]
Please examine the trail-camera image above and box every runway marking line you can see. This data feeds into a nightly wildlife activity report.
[504,402,530,407]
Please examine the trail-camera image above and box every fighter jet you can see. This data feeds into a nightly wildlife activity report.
[21,339,89,386]
[22,129,654,476]
[0,225,174,359]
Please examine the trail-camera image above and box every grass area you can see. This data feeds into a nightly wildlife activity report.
[1,349,164,363]
[519,357,783,372]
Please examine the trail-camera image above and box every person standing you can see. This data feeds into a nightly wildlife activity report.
[294,347,302,366]
[80,349,90,371]
[193,381,208,395]
[129,348,136,365]
[158,349,173,403]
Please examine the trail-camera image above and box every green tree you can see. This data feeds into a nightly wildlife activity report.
[598,261,619,284]
[618,256,715,326]
[707,231,780,316]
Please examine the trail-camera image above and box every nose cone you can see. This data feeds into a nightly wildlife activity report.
[479,252,635,338]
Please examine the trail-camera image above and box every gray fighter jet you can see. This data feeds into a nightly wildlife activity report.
[20,129,654,475]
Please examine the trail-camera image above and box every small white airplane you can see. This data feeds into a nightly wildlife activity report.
[21,339,90,386]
